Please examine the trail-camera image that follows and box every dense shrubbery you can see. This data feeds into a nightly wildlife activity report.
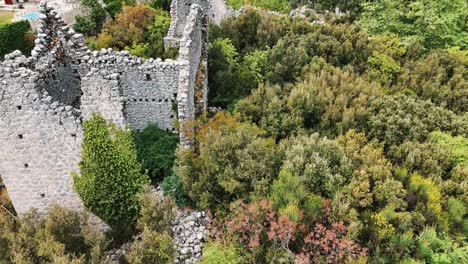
[178,3,468,262]
[6,1,466,262]
[0,206,109,264]
[0,20,33,59]
[133,124,179,183]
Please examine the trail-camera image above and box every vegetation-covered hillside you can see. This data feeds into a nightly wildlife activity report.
[0,0,466,263]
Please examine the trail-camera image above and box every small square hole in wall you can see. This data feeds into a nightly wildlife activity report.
[139,99,143,102]
[159,99,162,102]
[170,115,174,119]
[24,164,29,168]
[152,99,156,102]
[18,134,23,139]
[71,134,76,138]
[133,99,137,102]
[173,93,177,98]
[16,105,22,110]
[40,193,45,198]
[172,128,176,131]
[145,98,149,102]
[146,74,151,81]
[165,99,169,102]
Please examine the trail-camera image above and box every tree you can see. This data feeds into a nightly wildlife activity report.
[149,0,171,11]
[74,0,107,35]
[396,48,468,113]
[72,113,150,228]
[0,20,33,58]
[175,112,280,211]
[99,4,156,50]
[280,133,353,198]
[208,38,257,108]
[358,0,467,49]
[366,94,466,146]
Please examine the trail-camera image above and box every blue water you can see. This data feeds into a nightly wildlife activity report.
[21,12,40,21]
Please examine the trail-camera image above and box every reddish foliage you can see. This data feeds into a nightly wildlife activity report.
[294,202,367,264]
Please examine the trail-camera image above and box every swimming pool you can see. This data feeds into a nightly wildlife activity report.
[21,12,40,21]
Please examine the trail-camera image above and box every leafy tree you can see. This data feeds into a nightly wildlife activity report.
[280,133,353,198]
[396,48,468,113]
[133,124,179,183]
[74,0,107,35]
[208,38,257,108]
[388,141,454,181]
[0,20,33,58]
[175,112,280,210]
[336,130,407,211]
[367,34,406,86]
[100,4,156,49]
[366,94,467,146]
[149,0,171,11]
[429,131,468,166]
[72,113,150,229]
[358,0,468,49]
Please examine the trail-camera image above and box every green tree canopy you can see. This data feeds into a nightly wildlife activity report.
[72,113,150,229]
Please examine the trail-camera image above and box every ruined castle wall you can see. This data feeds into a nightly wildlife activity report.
[119,61,180,131]
[0,53,84,215]
[0,0,209,215]
[177,5,204,125]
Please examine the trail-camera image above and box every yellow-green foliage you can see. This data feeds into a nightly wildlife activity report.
[125,227,175,264]
[430,131,468,166]
[200,242,248,264]
[409,174,443,223]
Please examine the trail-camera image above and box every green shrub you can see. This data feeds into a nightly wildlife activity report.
[133,124,179,183]
[430,131,468,166]
[125,227,175,264]
[0,20,33,59]
[137,190,176,233]
[366,94,466,146]
[161,174,191,206]
[280,133,353,198]
[0,206,109,264]
[200,242,247,264]
[175,112,280,211]
[72,113,150,229]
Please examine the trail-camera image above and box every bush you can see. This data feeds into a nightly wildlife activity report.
[125,227,175,264]
[200,242,247,264]
[0,20,33,59]
[429,131,468,166]
[175,112,280,211]
[280,133,353,198]
[161,174,191,206]
[137,190,176,233]
[0,206,109,264]
[133,124,179,183]
[72,113,150,229]
[366,94,466,146]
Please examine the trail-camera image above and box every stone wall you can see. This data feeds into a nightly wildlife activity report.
[0,0,210,215]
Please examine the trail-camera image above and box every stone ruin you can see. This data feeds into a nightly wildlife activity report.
[0,0,215,215]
